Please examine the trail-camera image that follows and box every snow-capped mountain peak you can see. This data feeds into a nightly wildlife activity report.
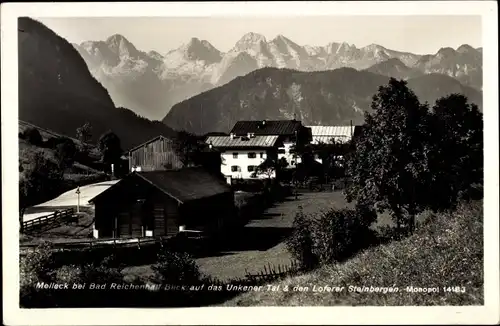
[74,31,482,121]
[175,37,222,64]
[233,32,267,51]
[105,34,139,58]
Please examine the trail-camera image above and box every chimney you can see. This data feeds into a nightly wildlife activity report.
[262,120,266,126]
[208,141,213,149]
[230,133,236,139]
[293,113,297,121]
[247,132,255,138]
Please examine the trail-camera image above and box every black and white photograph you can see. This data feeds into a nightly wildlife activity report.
[2,1,499,325]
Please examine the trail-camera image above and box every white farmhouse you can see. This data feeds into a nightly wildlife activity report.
[206,134,281,181]
[227,119,312,169]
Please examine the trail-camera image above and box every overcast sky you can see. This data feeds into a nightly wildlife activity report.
[36,15,482,55]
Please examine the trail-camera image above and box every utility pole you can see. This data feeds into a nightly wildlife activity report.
[294,129,298,200]
[76,186,81,213]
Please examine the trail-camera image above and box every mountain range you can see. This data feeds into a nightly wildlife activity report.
[162,67,483,135]
[73,33,483,121]
[18,17,175,150]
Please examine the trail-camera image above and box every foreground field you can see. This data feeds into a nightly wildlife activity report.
[224,200,483,306]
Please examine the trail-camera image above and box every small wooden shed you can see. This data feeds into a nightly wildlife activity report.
[127,135,183,172]
[89,167,235,239]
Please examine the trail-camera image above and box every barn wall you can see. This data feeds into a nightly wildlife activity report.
[151,192,180,237]
[180,192,234,233]
[94,175,155,238]
[129,137,183,172]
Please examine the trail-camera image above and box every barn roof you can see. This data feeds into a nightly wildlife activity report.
[127,135,173,153]
[206,135,279,148]
[89,167,231,204]
[307,125,355,144]
[230,120,304,136]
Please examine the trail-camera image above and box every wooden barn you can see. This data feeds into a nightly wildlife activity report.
[89,167,235,239]
[127,135,183,172]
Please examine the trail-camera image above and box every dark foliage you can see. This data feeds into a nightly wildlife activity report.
[22,127,43,146]
[55,137,78,169]
[19,152,65,223]
[285,206,318,270]
[425,94,483,211]
[286,206,377,270]
[98,131,123,166]
[151,249,201,285]
[76,122,93,145]
[172,130,222,176]
[345,78,434,234]
[345,79,483,236]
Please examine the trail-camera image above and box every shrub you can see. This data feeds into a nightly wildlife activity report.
[286,207,377,269]
[55,137,78,168]
[151,249,201,286]
[54,264,83,283]
[20,242,56,285]
[79,263,123,284]
[312,208,377,264]
[285,206,318,270]
[23,127,43,146]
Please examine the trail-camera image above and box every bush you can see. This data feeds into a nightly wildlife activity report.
[151,249,201,286]
[54,264,83,283]
[23,127,43,146]
[286,206,318,270]
[55,137,78,168]
[286,207,377,269]
[79,263,123,284]
[20,242,56,285]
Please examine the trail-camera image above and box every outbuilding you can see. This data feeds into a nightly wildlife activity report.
[89,167,234,239]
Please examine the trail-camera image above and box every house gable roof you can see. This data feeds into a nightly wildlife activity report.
[307,125,355,144]
[89,167,232,204]
[230,120,304,136]
[206,135,280,149]
[127,135,173,153]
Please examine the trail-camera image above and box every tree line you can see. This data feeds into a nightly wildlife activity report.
[344,78,482,235]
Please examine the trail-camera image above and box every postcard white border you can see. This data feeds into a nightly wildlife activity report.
[2,1,499,325]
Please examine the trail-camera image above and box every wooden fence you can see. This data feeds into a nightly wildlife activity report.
[19,235,173,251]
[244,260,302,283]
[22,208,76,233]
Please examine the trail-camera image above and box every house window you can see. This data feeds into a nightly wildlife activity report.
[233,153,238,159]
[278,149,286,154]
[231,165,241,172]
[247,165,257,172]
[260,152,264,158]
[248,152,257,159]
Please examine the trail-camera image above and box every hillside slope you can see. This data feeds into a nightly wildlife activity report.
[225,201,483,306]
[18,17,176,150]
[163,67,483,135]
